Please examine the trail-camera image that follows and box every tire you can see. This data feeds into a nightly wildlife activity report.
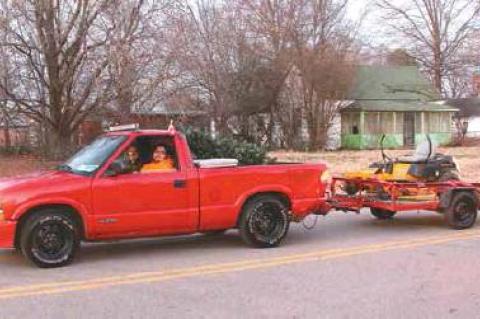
[345,182,359,195]
[444,191,477,230]
[370,208,396,220]
[239,195,290,248]
[438,170,461,182]
[20,210,80,268]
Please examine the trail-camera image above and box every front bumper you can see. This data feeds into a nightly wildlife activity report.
[0,220,16,249]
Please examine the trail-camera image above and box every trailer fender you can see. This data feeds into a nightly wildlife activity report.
[438,188,479,211]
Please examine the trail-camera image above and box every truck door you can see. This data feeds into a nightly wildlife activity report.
[91,135,198,238]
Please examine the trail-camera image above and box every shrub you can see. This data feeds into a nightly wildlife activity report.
[182,128,272,165]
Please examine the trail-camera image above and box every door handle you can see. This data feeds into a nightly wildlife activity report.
[173,179,187,188]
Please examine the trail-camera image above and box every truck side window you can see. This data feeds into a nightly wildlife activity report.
[136,136,179,173]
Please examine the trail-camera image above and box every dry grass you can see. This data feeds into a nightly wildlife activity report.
[271,146,480,182]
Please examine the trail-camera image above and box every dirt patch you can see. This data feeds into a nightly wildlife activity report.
[271,146,480,182]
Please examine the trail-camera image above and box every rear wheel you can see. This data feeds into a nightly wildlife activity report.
[239,195,290,248]
[370,208,396,220]
[444,192,477,229]
[20,210,80,268]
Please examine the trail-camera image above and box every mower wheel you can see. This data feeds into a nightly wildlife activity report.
[370,208,396,220]
[438,170,461,182]
[444,191,477,230]
[344,182,359,195]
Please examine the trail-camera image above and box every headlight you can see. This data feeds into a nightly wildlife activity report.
[0,210,4,222]
[320,170,332,184]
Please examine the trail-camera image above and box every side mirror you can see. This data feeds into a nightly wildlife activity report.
[105,161,128,177]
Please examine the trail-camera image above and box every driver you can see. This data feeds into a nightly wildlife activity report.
[141,145,175,172]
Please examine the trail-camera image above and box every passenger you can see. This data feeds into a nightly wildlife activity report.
[125,145,142,172]
[141,145,175,172]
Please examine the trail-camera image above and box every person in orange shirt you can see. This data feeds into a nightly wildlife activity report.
[141,145,175,172]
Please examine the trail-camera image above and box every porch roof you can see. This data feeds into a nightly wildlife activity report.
[341,100,458,113]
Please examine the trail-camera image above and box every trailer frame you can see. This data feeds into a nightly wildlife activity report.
[326,177,480,229]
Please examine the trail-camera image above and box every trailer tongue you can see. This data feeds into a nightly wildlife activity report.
[327,177,480,230]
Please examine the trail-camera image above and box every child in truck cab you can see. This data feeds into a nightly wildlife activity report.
[125,145,142,172]
[141,145,175,172]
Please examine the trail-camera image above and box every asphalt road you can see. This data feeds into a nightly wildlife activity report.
[1,210,480,319]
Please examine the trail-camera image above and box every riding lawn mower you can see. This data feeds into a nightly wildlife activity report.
[343,135,461,197]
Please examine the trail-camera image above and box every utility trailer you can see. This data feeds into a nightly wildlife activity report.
[326,177,480,229]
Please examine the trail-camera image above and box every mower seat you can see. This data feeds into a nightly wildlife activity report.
[396,140,437,164]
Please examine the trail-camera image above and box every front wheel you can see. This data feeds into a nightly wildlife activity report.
[370,208,396,220]
[444,192,477,229]
[20,210,80,268]
[239,195,290,248]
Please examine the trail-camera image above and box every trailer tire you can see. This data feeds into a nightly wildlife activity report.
[444,191,477,230]
[239,195,290,248]
[20,210,80,268]
[370,208,396,220]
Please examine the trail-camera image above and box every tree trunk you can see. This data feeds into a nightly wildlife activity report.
[50,127,74,160]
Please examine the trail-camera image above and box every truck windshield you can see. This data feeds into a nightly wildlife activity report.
[60,135,127,175]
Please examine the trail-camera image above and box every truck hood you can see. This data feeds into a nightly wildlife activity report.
[0,170,73,191]
[0,170,92,219]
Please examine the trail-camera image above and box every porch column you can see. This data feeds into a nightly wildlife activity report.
[420,112,425,134]
[393,112,397,134]
[360,112,365,134]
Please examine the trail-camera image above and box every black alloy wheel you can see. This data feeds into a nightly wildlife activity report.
[239,195,290,248]
[20,211,80,268]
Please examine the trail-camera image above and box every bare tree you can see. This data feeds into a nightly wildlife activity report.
[288,0,357,150]
[105,0,181,122]
[0,0,154,158]
[386,48,417,66]
[377,0,480,96]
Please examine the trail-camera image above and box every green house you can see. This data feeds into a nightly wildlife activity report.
[341,66,458,149]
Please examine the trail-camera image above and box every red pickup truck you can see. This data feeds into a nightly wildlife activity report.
[0,128,329,267]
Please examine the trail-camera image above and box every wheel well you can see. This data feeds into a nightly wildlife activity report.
[236,192,291,227]
[14,204,85,248]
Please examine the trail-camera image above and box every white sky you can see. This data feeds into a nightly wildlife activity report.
[346,0,394,48]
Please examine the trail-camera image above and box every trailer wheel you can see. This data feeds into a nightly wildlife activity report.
[444,191,477,230]
[20,210,80,268]
[239,195,290,248]
[370,208,396,220]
